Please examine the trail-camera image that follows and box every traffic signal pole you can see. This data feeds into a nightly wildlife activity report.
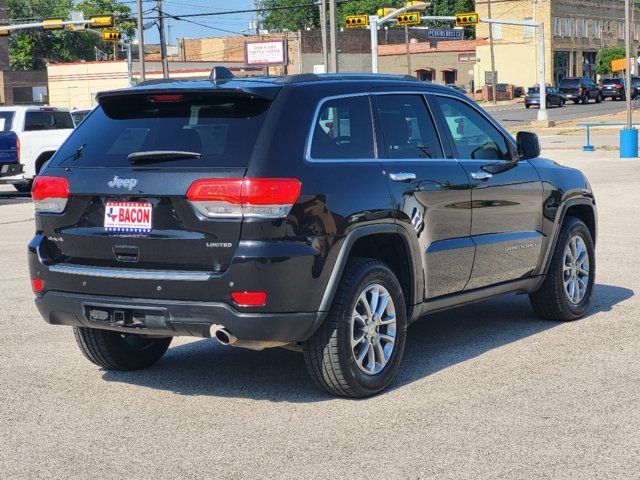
[368,13,548,123]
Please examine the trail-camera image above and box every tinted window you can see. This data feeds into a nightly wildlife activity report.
[376,95,443,159]
[547,87,557,93]
[52,93,271,168]
[24,111,73,131]
[560,79,580,88]
[436,96,511,161]
[310,95,374,160]
[601,79,619,85]
[0,111,14,132]
[527,88,539,94]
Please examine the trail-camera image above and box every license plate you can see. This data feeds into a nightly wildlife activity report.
[104,201,152,233]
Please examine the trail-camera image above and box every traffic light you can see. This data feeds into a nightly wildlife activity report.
[345,15,369,29]
[102,29,122,42]
[89,15,114,28]
[43,18,65,30]
[377,8,396,17]
[396,12,421,26]
[455,12,479,27]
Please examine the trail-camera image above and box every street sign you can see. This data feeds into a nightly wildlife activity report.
[68,11,86,31]
[427,28,464,39]
[455,12,479,27]
[611,58,627,72]
[245,40,288,67]
[43,18,65,30]
[345,15,369,29]
[102,29,122,42]
[90,15,114,28]
[396,12,421,26]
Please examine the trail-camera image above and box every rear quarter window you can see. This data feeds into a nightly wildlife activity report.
[24,111,74,131]
[50,93,272,169]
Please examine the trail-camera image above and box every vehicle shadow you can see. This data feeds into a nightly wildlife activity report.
[101,283,633,402]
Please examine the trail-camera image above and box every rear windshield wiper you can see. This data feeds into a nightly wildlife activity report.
[127,150,202,164]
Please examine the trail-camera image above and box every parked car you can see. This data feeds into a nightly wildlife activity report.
[0,106,74,192]
[525,86,565,108]
[600,78,640,100]
[0,112,22,179]
[71,108,93,127]
[558,77,602,104]
[29,71,597,398]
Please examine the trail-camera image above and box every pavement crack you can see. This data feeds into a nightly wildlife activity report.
[0,218,34,225]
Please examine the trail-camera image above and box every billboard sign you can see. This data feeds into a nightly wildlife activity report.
[245,40,288,67]
[427,28,464,40]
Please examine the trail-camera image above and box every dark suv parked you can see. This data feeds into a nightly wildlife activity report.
[558,77,602,104]
[29,72,597,398]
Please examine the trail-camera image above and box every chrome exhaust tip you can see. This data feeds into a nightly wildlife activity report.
[209,324,237,346]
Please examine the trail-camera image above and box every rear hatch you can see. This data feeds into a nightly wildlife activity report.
[559,79,580,94]
[40,89,274,274]
[601,79,622,93]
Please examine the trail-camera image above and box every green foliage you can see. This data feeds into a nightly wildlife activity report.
[260,0,320,31]
[596,47,626,76]
[8,0,134,71]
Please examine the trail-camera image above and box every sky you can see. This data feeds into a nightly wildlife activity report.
[125,0,257,45]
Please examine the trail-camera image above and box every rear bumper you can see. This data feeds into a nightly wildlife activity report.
[36,290,321,342]
[0,163,23,179]
[601,91,620,97]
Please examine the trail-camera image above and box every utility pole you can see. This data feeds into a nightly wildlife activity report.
[136,0,146,82]
[626,0,633,130]
[328,0,338,72]
[157,0,169,79]
[405,25,412,75]
[487,0,497,105]
[320,0,328,73]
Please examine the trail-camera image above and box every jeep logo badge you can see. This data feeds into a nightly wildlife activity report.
[108,175,138,191]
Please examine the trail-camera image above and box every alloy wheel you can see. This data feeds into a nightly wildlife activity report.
[350,284,397,375]
[563,235,590,304]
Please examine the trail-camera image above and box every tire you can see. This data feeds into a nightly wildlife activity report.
[595,93,602,104]
[525,104,530,109]
[73,327,172,370]
[582,93,589,104]
[303,258,407,398]
[13,181,32,193]
[573,99,580,105]
[529,216,595,321]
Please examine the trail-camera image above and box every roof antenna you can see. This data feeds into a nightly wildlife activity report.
[209,66,235,85]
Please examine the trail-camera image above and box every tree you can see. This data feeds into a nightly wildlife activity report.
[8,0,134,71]
[260,0,320,31]
[595,47,626,76]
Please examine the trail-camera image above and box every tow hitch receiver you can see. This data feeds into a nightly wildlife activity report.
[85,306,165,329]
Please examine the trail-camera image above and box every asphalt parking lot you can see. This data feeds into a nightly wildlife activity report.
[1,150,639,479]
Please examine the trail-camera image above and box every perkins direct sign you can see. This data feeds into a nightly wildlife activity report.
[245,40,288,67]
[427,28,464,40]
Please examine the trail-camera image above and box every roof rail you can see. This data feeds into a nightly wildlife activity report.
[275,73,420,84]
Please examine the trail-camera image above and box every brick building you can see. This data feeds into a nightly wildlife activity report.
[475,0,634,88]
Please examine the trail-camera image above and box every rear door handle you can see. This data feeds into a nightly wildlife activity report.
[471,171,493,181]
[389,172,417,182]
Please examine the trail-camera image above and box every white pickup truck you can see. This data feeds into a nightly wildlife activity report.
[0,106,74,192]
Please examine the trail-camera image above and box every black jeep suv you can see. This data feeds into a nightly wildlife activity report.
[29,72,597,398]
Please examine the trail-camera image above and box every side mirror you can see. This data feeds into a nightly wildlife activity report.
[516,131,540,160]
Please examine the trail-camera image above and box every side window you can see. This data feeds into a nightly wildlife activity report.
[310,95,374,160]
[435,96,512,161]
[376,94,443,159]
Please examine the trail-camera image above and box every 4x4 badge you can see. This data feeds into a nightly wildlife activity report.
[108,175,138,191]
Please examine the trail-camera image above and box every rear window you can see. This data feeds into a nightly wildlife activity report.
[0,111,14,131]
[24,110,74,131]
[527,88,539,94]
[601,79,620,85]
[560,79,580,88]
[51,93,271,168]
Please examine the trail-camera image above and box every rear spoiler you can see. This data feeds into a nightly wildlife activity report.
[96,86,277,103]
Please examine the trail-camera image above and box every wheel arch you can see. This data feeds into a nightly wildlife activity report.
[540,197,597,276]
[310,224,424,337]
[35,151,56,175]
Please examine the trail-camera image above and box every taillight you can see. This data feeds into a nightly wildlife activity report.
[31,278,44,293]
[616,84,623,89]
[186,178,301,218]
[599,83,604,88]
[15,136,20,161]
[231,291,267,307]
[32,176,69,213]
[578,87,583,93]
